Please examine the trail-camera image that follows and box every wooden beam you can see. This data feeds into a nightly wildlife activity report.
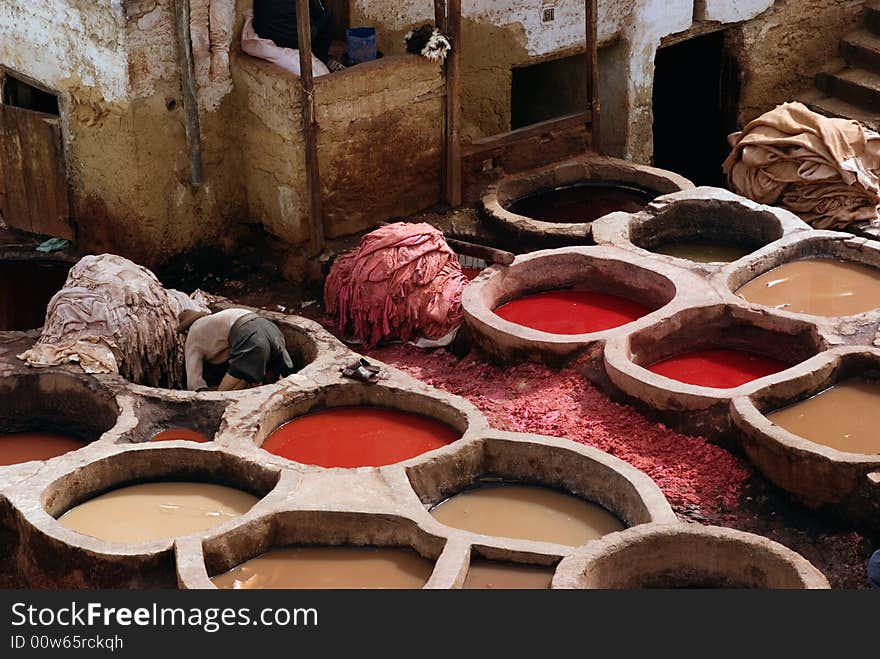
[445,0,462,207]
[585,0,601,153]
[296,0,325,255]
[445,238,514,266]
[172,0,204,187]
[462,111,591,158]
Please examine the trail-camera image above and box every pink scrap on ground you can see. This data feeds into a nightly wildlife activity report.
[364,344,752,515]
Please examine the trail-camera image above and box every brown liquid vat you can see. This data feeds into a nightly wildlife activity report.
[731,348,880,523]
[183,511,447,590]
[553,524,830,589]
[482,154,693,252]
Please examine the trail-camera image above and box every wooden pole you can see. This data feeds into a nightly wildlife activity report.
[445,0,462,207]
[434,0,447,32]
[172,0,204,187]
[585,0,601,153]
[296,0,325,255]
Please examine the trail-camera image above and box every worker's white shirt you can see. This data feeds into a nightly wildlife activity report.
[184,308,252,391]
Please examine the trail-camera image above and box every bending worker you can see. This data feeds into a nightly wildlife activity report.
[177,308,295,391]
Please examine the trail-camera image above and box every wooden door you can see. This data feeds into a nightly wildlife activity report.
[0,104,73,239]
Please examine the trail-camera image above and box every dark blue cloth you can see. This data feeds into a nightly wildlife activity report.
[869,550,880,589]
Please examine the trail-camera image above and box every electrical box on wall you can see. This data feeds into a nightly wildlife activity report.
[541,1,557,23]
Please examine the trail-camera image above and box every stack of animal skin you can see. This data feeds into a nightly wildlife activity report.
[18,254,209,388]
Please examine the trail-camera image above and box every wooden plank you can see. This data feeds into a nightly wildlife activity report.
[296,0,324,255]
[462,111,591,157]
[585,0,601,152]
[445,0,462,206]
[172,0,204,187]
[0,106,32,233]
[445,238,514,266]
[0,105,71,238]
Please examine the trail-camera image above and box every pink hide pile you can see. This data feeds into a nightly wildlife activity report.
[324,223,469,347]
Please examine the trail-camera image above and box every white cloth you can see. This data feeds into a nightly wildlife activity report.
[240,10,330,77]
[184,308,251,391]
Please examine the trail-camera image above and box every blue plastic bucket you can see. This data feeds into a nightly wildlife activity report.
[347,27,377,63]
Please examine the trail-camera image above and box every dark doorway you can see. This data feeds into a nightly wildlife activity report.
[652,31,739,186]
[1,72,60,116]
[511,54,587,129]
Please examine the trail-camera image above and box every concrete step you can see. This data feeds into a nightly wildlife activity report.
[815,66,880,110]
[800,88,880,131]
[867,1,880,36]
[841,29,880,71]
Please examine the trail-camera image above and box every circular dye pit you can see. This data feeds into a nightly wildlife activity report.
[767,380,880,455]
[494,290,651,335]
[648,349,790,389]
[430,484,624,546]
[463,561,555,589]
[261,407,460,468]
[0,433,85,467]
[211,547,434,589]
[506,182,655,224]
[58,482,258,543]
[653,241,752,263]
[0,260,71,331]
[150,428,212,443]
[736,258,880,317]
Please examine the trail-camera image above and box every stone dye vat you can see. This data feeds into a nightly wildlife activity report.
[0,255,72,331]
[482,155,692,251]
[262,407,460,468]
[553,525,830,589]
[731,348,880,520]
[211,546,435,589]
[254,381,483,470]
[430,484,624,546]
[150,428,212,443]
[462,247,682,363]
[592,187,808,267]
[0,372,119,467]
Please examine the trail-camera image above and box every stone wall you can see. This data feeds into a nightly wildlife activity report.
[0,0,246,267]
[730,0,867,124]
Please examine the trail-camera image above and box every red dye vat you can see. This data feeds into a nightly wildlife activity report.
[494,290,651,335]
[0,433,86,467]
[261,407,460,468]
[151,428,212,443]
[648,349,790,389]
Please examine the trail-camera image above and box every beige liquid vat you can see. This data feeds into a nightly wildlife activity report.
[736,258,880,316]
[463,561,555,589]
[57,482,258,543]
[767,380,880,455]
[430,484,625,546]
[211,546,434,589]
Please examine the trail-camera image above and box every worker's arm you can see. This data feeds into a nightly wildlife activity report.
[184,337,209,391]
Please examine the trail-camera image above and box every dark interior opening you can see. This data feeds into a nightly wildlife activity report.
[2,72,60,116]
[652,31,739,186]
[511,54,587,130]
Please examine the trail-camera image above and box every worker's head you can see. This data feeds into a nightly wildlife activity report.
[176,309,210,334]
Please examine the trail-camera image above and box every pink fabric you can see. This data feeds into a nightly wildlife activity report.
[324,223,468,347]
[240,10,329,77]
